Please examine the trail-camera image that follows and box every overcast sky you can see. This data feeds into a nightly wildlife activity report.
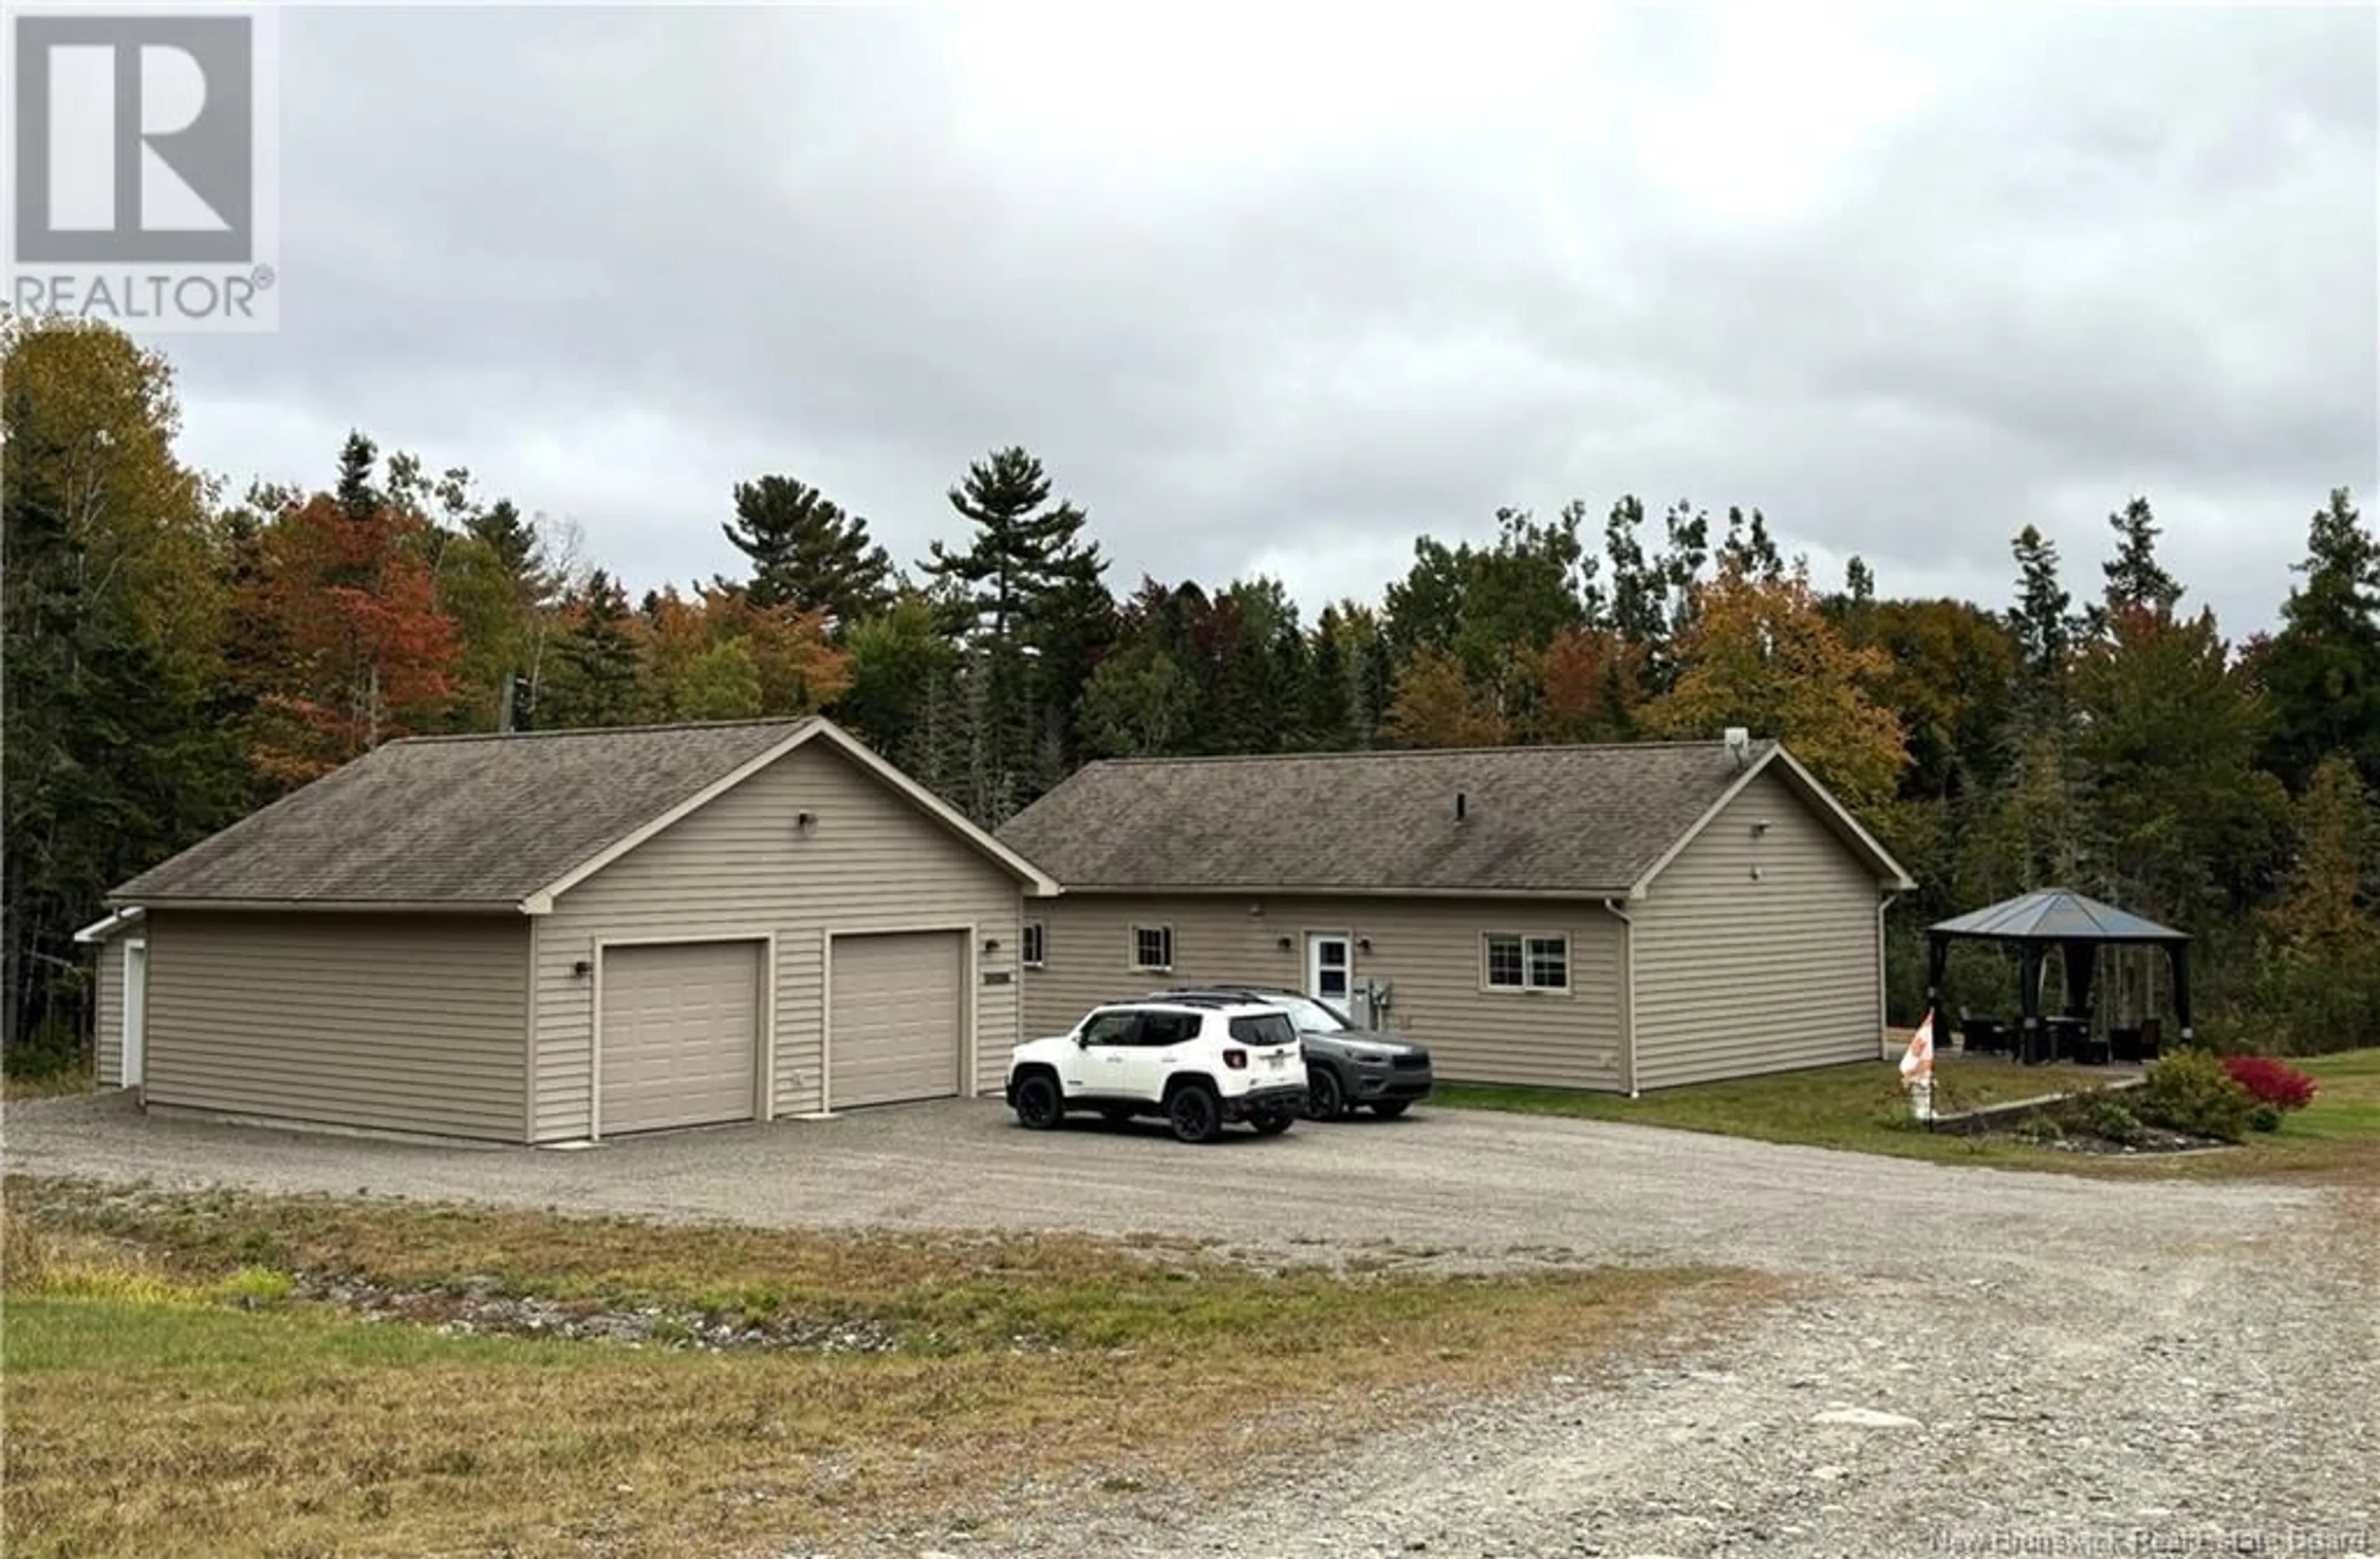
[161,3,2378,635]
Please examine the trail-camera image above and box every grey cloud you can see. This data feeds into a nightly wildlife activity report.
[159,5,2376,635]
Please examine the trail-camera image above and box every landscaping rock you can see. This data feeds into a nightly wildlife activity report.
[1809,1408,1924,1430]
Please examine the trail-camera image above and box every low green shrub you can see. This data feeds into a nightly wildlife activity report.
[2,1021,87,1080]
[2082,1097,2147,1146]
[2247,1102,2284,1133]
[2138,1049,2256,1143]
[2013,1110,2063,1144]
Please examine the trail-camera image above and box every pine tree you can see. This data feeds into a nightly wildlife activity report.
[917,447,1111,820]
[1302,605,1357,750]
[538,571,645,729]
[2,367,245,1049]
[2008,524,2074,731]
[2098,495,2184,627]
[335,430,379,520]
[2257,488,2380,793]
[721,475,892,625]
[468,498,541,580]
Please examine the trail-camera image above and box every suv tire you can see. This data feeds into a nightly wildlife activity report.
[1012,1071,1065,1130]
[1303,1066,1346,1122]
[1167,1081,1224,1144]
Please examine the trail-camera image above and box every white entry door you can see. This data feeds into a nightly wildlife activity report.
[1305,932,1352,1007]
[122,939,148,1088]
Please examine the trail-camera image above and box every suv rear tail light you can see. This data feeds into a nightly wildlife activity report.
[1222,1048,1248,1070]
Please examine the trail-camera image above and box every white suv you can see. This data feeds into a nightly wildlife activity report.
[1005,997,1310,1143]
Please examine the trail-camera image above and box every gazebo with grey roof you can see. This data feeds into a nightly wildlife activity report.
[1924,888,2193,1063]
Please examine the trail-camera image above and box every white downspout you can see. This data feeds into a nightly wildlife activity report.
[1877,892,1901,1061]
[1603,898,1639,1097]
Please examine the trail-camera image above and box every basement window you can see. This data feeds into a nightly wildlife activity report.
[1485,933,1568,993]
[1131,924,1175,972]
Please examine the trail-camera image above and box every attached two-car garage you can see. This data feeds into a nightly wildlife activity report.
[594,929,971,1135]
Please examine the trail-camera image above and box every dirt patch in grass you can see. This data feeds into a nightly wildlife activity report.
[1437,1050,2380,1185]
[2,1177,1761,1559]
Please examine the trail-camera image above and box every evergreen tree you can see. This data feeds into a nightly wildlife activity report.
[2073,604,2287,925]
[538,571,645,729]
[2,373,245,1050]
[1302,605,1357,751]
[721,475,892,626]
[2257,488,2380,793]
[918,447,1110,821]
[2008,524,2075,731]
[469,498,541,580]
[335,430,379,520]
[2097,495,2184,628]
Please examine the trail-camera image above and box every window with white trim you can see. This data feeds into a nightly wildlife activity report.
[1131,924,1174,971]
[1021,921,1046,968]
[1484,932,1569,992]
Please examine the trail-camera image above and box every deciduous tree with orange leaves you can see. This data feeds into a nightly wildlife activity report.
[1383,646,1510,749]
[1646,556,1906,812]
[239,493,461,783]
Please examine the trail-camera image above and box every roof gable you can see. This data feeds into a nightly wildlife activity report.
[111,716,1054,910]
[995,739,1905,897]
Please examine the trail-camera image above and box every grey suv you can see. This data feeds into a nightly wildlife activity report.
[1149,985,1434,1121]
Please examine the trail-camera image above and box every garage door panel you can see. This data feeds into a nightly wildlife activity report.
[601,941,760,1134]
[830,932,963,1110]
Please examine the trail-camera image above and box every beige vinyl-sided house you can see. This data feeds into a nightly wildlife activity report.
[995,736,1915,1094]
[77,717,1056,1143]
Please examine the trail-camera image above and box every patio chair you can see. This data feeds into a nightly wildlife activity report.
[2136,1016,2163,1063]
[2109,1025,2143,1063]
[1957,1008,2008,1056]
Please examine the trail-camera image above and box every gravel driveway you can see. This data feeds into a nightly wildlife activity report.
[7,1093,2374,1558]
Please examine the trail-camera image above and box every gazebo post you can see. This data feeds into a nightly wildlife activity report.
[1924,933,1949,1024]
[2170,942,2194,1044]
[2017,942,2045,1064]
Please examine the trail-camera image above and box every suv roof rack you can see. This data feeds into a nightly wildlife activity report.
[1125,992,1250,1010]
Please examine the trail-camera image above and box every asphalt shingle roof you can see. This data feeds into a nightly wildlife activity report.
[112,719,816,907]
[994,740,1778,894]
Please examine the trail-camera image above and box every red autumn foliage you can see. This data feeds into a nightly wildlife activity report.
[239,493,461,783]
[2221,1053,2319,1112]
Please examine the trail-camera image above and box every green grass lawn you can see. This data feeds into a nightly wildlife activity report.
[2,1178,1750,1559]
[1439,1049,2380,1182]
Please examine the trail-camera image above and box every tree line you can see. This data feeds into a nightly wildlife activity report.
[6,317,2377,1063]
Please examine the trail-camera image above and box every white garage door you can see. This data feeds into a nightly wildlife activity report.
[600,941,761,1135]
[829,931,964,1110]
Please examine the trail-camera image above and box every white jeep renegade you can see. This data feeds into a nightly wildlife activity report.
[1004,997,1309,1143]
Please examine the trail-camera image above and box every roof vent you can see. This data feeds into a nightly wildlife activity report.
[1724,727,1752,768]
[1454,790,1468,823]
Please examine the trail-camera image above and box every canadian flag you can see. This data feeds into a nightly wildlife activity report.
[1899,1009,1936,1086]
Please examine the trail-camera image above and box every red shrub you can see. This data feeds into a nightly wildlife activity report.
[2221,1054,2319,1112]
